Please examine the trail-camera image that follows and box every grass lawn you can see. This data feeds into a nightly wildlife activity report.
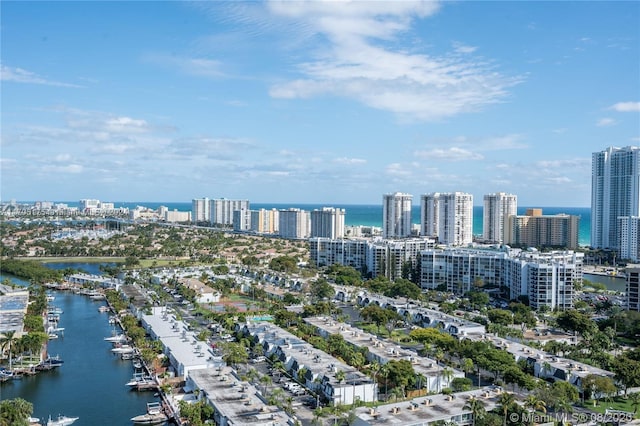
[32,256,125,264]
[585,395,639,418]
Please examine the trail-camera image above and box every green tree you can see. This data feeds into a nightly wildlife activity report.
[464,396,486,426]
[221,342,248,368]
[0,330,18,370]
[0,398,33,426]
[310,279,335,301]
[496,392,516,426]
[523,395,546,414]
[556,310,597,336]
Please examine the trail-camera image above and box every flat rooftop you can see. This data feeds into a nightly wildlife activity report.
[354,387,502,426]
[245,322,371,386]
[189,367,292,426]
[0,290,29,335]
[142,307,214,374]
[472,333,614,379]
[304,316,463,379]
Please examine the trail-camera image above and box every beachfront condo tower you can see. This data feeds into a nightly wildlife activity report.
[382,192,413,238]
[483,192,518,244]
[591,146,640,251]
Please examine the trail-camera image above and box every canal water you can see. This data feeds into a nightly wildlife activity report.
[0,264,160,425]
[583,273,627,293]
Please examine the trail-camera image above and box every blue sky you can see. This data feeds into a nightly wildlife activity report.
[2,1,639,206]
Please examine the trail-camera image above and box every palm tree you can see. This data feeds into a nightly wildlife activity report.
[497,391,516,426]
[553,398,573,426]
[464,396,486,426]
[540,361,552,378]
[523,395,546,415]
[629,392,640,415]
[381,364,390,400]
[0,331,18,371]
[368,361,381,401]
[390,386,404,402]
[442,367,454,390]
[260,374,272,395]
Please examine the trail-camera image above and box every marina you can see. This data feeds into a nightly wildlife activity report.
[1,268,164,425]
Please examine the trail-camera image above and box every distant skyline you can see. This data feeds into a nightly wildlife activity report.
[2,1,639,206]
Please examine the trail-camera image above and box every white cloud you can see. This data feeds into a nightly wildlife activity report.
[478,134,527,150]
[267,1,521,121]
[144,54,226,78]
[1,65,83,88]
[414,147,483,161]
[609,102,640,112]
[545,176,572,184]
[42,164,84,174]
[334,157,366,165]
[596,117,617,127]
[452,41,478,54]
[105,117,151,134]
[385,163,412,177]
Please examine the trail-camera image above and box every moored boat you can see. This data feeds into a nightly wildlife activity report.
[104,333,127,343]
[112,345,135,354]
[46,414,79,426]
[131,402,166,425]
[36,355,64,371]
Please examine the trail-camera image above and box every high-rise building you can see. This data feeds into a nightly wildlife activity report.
[278,208,310,239]
[591,146,640,250]
[250,209,279,234]
[420,247,580,311]
[210,198,250,226]
[626,265,640,312]
[191,197,210,223]
[420,193,439,237]
[310,207,346,239]
[618,217,640,262]
[421,192,473,246]
[382,192,413,238]
[483,192,517,243]
[505,208,580,249]
[233,209,252,232]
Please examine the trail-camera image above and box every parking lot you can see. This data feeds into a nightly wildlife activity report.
[238,358,320,425]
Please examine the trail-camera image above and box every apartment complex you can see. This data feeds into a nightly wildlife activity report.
[191,197,210,223]
[232,209,251,232]
[310,237,436,280]
[482,192,517,243]
[250,208,279,234]
[278,208,310,239]
[591,146,640,250]
[305,316,465,393]
[420,192,473,246]
[383,192,413,238]
[627,265,640,311]
[618,216,640,261]
[505,208,580,249]
[310,207,346,239]
[420,247,581,310]
[238,322,376,406]
[211,198,249,226]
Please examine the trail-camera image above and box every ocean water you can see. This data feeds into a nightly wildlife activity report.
[44,201,592,246]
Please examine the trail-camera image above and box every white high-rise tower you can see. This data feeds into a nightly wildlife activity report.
[483,192,517,243]
[382,192,413,238]
[310,207,345,239]
[421,192,473,246]
[191,197,210,223]
[591,146,640,250]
